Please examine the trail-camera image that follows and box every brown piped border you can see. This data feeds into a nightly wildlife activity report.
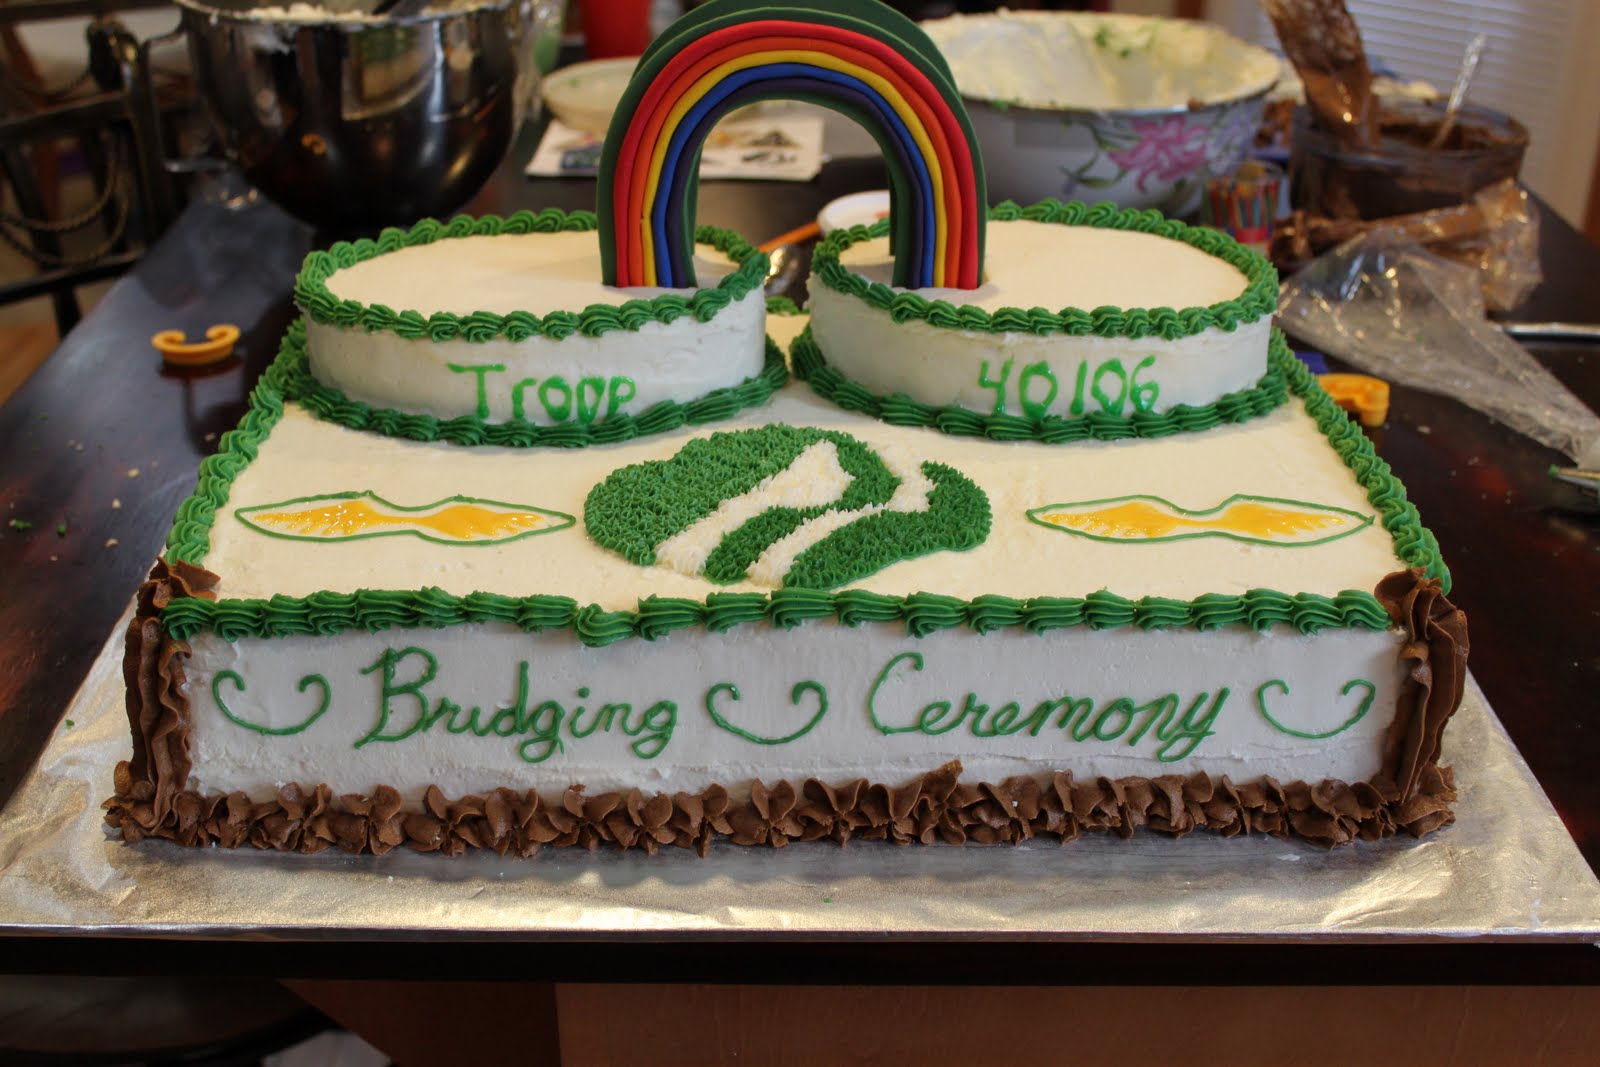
[104,565,1465,853]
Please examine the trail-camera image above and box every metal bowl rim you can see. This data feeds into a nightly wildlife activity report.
[172,0,522,29]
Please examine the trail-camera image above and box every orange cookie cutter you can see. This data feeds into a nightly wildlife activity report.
[153,324,240,367]
[1318,373,1390,428]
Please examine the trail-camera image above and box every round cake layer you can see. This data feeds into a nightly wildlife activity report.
[806,208,1275,426]
[298,216,769,428]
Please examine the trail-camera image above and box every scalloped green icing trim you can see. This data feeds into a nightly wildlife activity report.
[160,585,1396,648]
[166,366,290,566]
[811,199,1277,341]
[275,319,788,448]
[1280,339,1450,592]
[295,209,769,341]
[794,324,1291,442]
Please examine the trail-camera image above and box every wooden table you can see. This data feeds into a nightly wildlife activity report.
[1,150,1597,1009]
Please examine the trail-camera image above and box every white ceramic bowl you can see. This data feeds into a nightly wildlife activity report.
[921,12,1279,215]
[541,56,638,134]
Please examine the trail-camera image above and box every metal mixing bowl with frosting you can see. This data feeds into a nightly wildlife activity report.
[175,0,544,234]
[921,12,1279,215]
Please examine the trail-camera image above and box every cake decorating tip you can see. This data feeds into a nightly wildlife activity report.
[152,324,240,367]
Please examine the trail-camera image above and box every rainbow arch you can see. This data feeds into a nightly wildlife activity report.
[598,0,986,290]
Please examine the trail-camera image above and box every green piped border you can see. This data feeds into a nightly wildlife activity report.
[162,586,1395,648]
[161,315,1449,640]
[274,319,787,449]
[295,209,769,342]
[1285,345,1447,590]
[795,325,1291,442]
[810,199,1277,341]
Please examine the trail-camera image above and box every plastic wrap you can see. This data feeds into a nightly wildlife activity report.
[1272,180,1542,312]
[1277,236,1600,467]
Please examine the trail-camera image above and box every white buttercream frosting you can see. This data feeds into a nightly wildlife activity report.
[808,220,1270,418]
[199,386,1402,607]
[180,310,1412,805]
[920,11,1279,110]
[305,231,767,425]
[836,220,1249,312]
[185,621,1405,802]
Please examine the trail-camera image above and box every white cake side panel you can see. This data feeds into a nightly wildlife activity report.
[304,287,767,425]
[184,621,1407,802]
[809,219,1268,416]
[808,284,1271,416]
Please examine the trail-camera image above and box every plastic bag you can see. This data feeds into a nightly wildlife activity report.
[1272,180,1541,312]
[1276,235,1600,466]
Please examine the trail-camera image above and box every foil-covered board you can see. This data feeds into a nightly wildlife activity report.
[1,607,1596,941]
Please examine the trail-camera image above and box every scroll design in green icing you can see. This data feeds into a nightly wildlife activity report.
[212,670,331,736]
[793,325,1292,443]
[1025,493,1374,548]
[704,681,829,745]
[1255,678,1377,739]
[236,491,576,547]
[810,199,1277,341]
[270,319,788,450]
[294,210,769,343]
[583,424,992,589]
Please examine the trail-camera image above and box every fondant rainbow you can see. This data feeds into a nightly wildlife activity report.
[598,0,986,290]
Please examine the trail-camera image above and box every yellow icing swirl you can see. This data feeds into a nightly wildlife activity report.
[1039,499,1353,543]
[251,499,546,542]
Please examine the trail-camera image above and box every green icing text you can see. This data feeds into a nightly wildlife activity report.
[354,646,675,762]
[978,355,1159,418]
[213,647,1379,766]
[447,362,637,424]
[866,651,1225,761]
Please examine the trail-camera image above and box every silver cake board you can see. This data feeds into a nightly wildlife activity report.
[0,602,1596,942]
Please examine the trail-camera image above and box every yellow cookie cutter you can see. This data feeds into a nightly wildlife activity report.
[1318,373,1390,428]
[153,324,240,367]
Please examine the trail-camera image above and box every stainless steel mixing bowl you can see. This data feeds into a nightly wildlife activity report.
[174,0,537,234]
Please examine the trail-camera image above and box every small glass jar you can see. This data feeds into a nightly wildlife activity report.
[1288,99,1528,221]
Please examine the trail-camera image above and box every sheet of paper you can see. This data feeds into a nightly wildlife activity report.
[526,114,826,181]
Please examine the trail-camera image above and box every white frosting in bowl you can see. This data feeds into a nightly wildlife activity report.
[920,11,1279,111]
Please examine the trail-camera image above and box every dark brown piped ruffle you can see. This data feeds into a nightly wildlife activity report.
[105,760,1458,854]
[1375,569,1469,801]
[119,560,218,825]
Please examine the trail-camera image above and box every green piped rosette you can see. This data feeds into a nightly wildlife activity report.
[291,209,782,446]
[800,199,1283,443]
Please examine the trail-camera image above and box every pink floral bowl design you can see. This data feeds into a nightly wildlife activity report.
[966,94,1271,218]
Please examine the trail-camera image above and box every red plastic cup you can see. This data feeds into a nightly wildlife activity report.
[580,0,653,60]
